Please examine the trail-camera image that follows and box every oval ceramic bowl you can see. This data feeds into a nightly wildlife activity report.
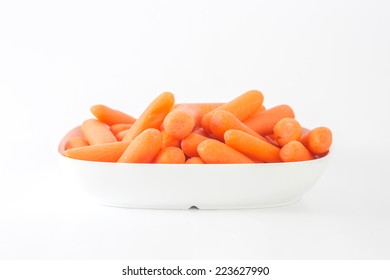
[58,126,330,209]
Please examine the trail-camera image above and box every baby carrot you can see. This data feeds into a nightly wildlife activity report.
[300,127,333,155]
[197,139,254,164]
[181,132,209,158]
[153,147,186,164]
[185,157,205,164]
[273,117,302,146]
[201,90,264,133]
[110,123,132,135]
[243,105,295,136]
[209,110,268,141]
[280,140,314,162]
[115,129,129,141]
[63,142,130,162]
[161,130,181,148]
[176,103,224,116]
[90,104,136,126]
[163,104,201,139]
[118,128,163,163]
[122,91,175,141]
[81,118,117,145]
[224,129,281,163]
[65,136,89,150]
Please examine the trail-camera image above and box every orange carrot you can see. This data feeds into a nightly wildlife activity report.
[201,90,264,133]
[300,127,332,155]
[161,130,181,148]
[185,157,205,164]
[254,105,266,114]
[65,136,89,150]
[224,129,281,163]
[265,134,279,147]
[181,132,209,158]
[90,104,136,126]
[192,127,207,137]
[176,103,224,116]
[81,118,117,145]
[197,139,254,164]
[110,123,132,135]
[273,117,302,146]
[115,129,129,141]
[118,128,163,163]
[243,105,295,136]
[122,92,175,141]
[63,142,130,162]
[163,104,201,139]
[279,140,314,162]
[209,110,268,141]
[153,147,186,164]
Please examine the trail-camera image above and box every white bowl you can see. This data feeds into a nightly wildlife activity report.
[58,126,331,209]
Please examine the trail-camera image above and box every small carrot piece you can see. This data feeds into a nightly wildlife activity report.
[115,129,129,141]
[110,123,132,135]
[65,136,89,150]
[254,105,266,114]
[161,130,181,148]
[163,104,201,139]
[209,110,268,141]
[300,127,333,155]
[81,118,117,145]
[90,104,136,126]
[197,139,254,164]
[181,132,209,158]
[243,105,295,136]
[201,90,264,133]
[280,140,314,162]
[122,92,175,141]
[273,117,302,146]
[63,142,130,162]
[118,128,163,163]
[224,129,281,163]
[185,157,205,164]
[153,147,186,164]
[176,103,224,116]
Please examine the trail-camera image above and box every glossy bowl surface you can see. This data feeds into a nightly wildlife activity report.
[58,126,330,209]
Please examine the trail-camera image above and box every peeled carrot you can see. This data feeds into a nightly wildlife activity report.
[176,103,224,116]
[197,139,254,164]
[110,123,132,135]
[209,110,268,141]
[63,142,130,162]
[300,127,332,155]
[224,129,281,163]
[201,90,264,133]
[161,130,181,148]
[118,128,163,163]
[90,104,136,126]
[122,92,175,141]
[255,105,266,114]
[181,132,209,158]
[273,117,302,146]
[185,157,205,164]
[81,118,117,145]
[153,147,186,164]
[163,104,201,139]
[65,136,89,150]
[115,129,129,141]
[280,140,314,162]
[243,105,295,136]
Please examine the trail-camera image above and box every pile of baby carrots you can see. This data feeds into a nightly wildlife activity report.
[62,90,332,164]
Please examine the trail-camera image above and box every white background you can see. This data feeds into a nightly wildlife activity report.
[0,0,389,260]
